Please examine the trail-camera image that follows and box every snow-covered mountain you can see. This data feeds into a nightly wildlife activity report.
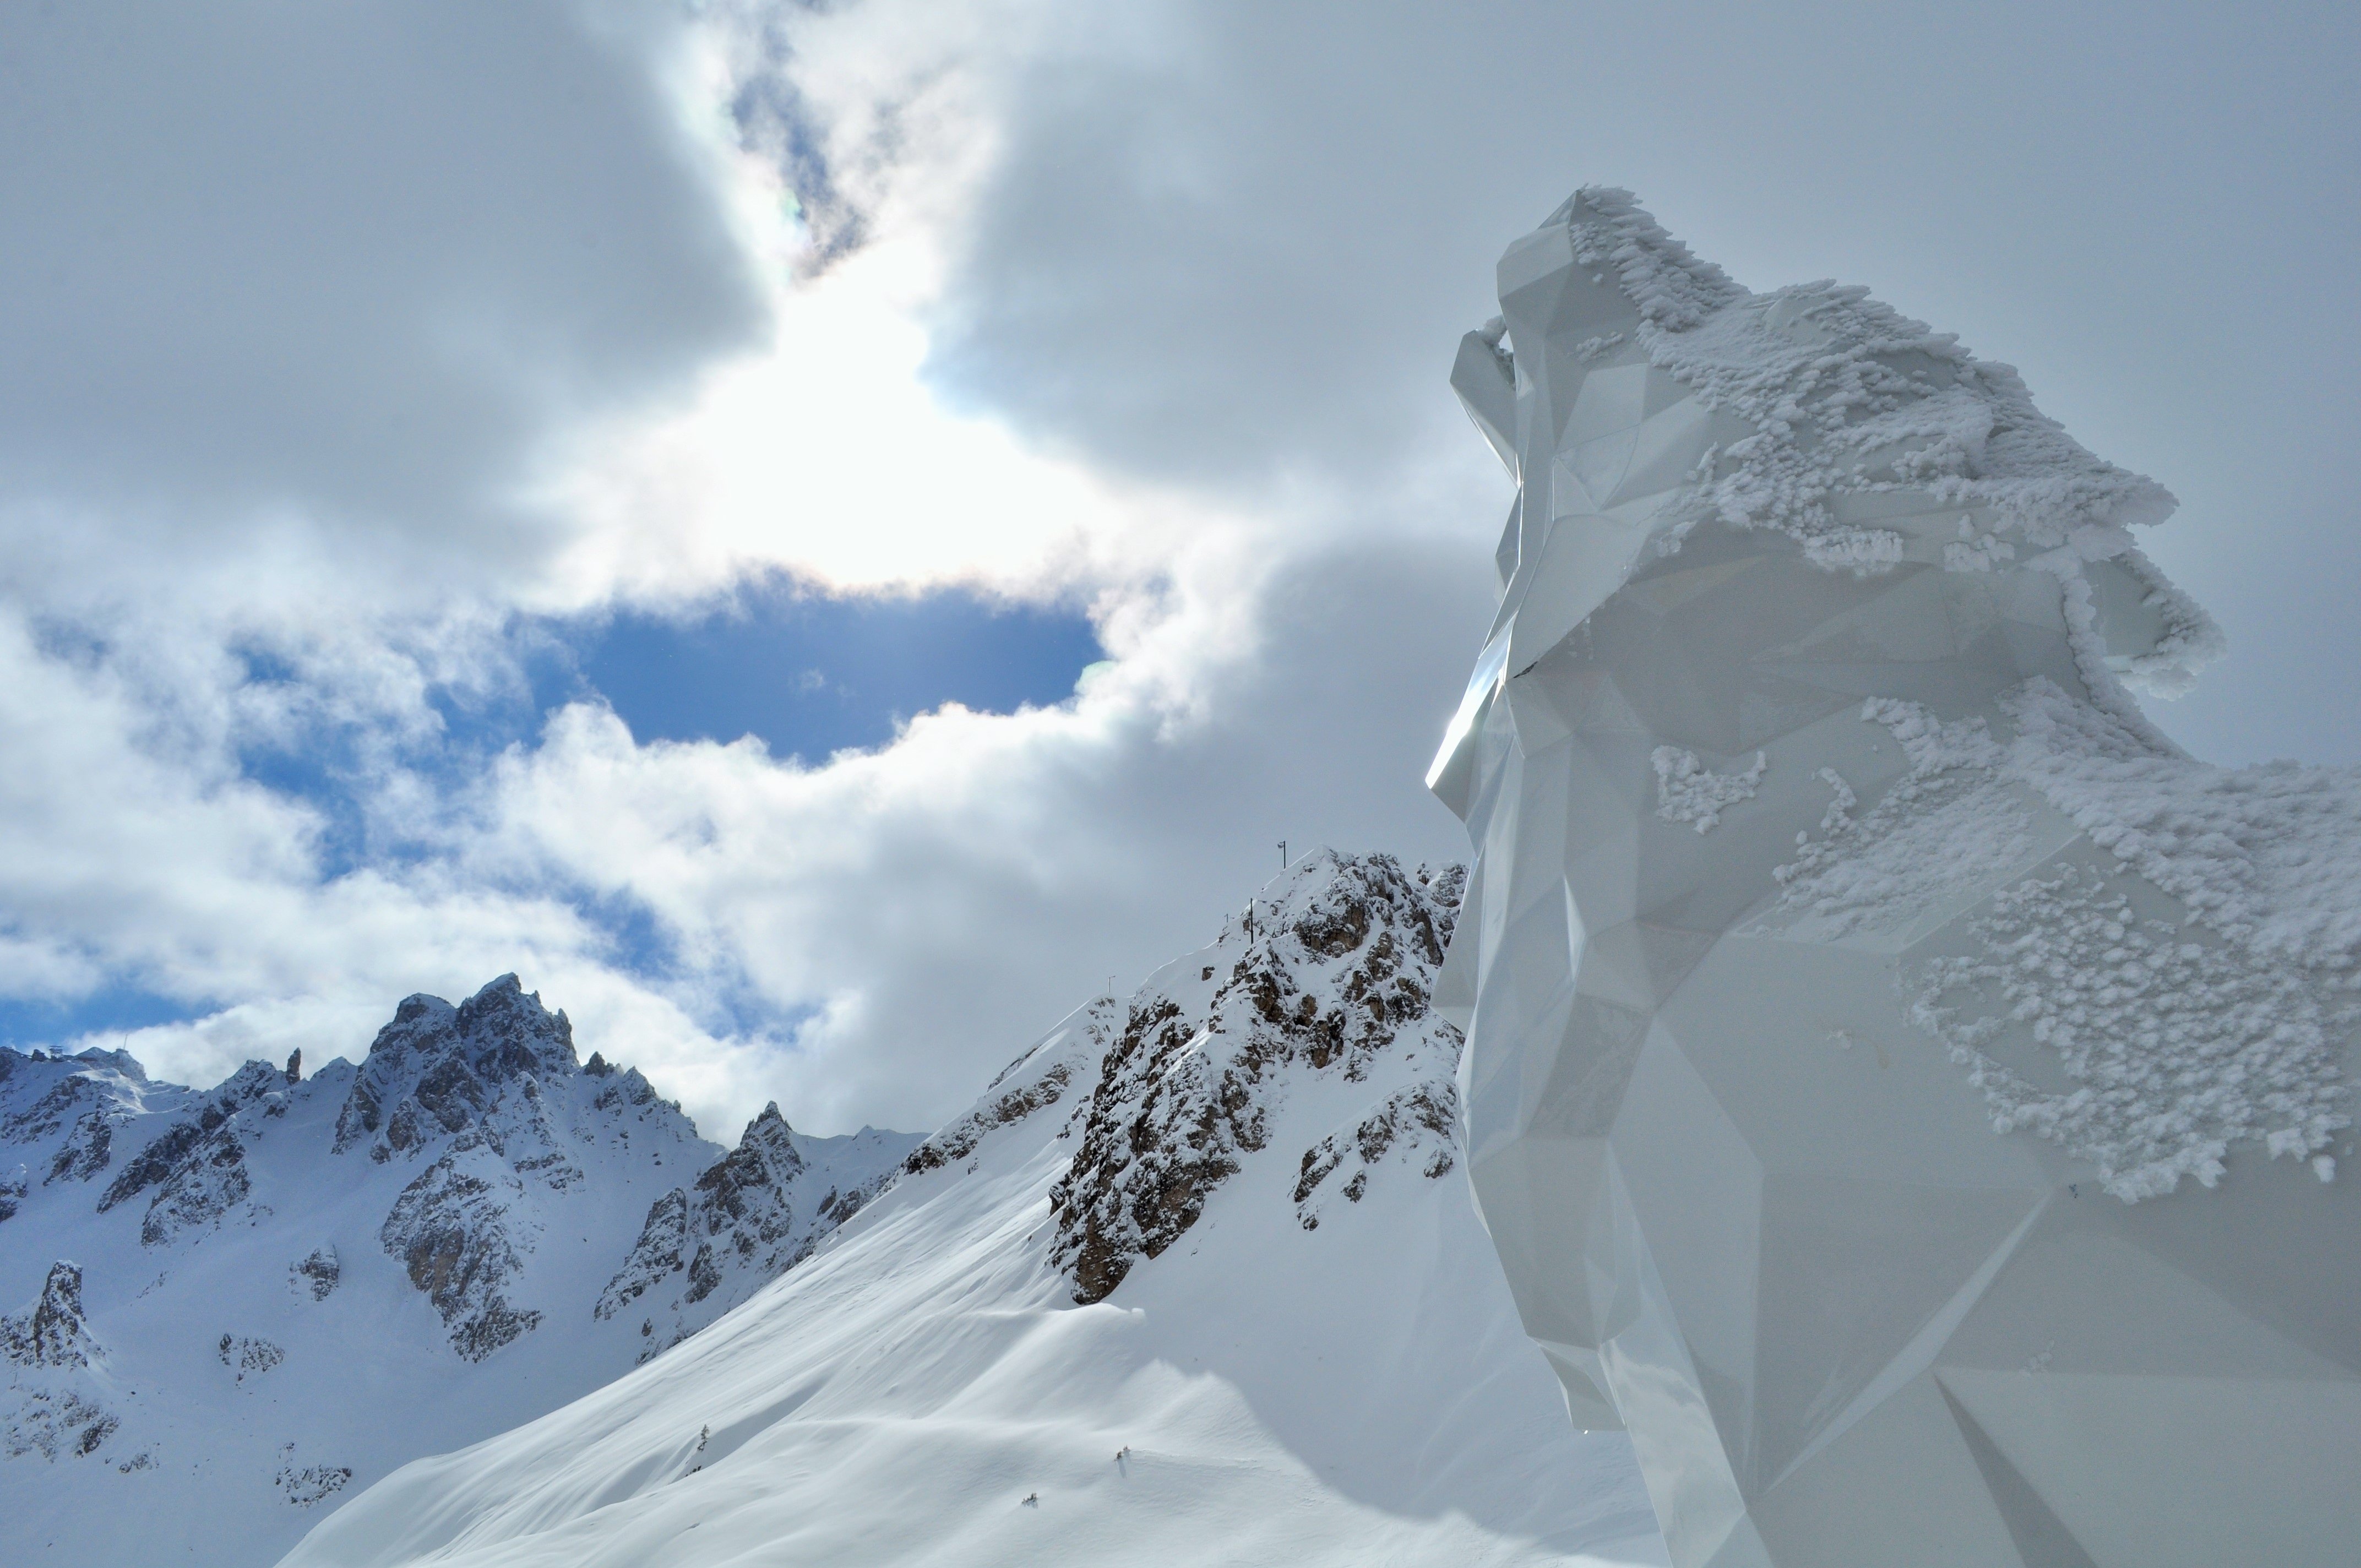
[280,852,1669,1568]
[0,976,915,1567]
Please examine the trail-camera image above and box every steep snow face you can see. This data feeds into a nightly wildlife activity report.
[281,852,1667,1568]
[0,977,913,1568]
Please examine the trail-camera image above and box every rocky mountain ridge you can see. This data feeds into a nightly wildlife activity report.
[597,1101,912,1359]
[282,849,1664,1568]
[1048,851,1465,1300]
[0,975,915,1567]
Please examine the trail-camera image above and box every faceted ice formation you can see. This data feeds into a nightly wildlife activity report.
[1431,188,2359,1568]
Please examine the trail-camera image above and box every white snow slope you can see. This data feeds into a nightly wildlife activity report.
[279,852,1667,1568]
[0,976,914,1567]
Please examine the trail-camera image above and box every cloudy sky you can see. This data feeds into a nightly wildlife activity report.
[1,0,2353,1139]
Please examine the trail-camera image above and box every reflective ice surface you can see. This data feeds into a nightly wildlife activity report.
[1432,189,2359,1567]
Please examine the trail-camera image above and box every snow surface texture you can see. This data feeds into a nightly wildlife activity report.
[0,977,912,1567]
[278,852,1667,1568]
[1430,188,2360,1567]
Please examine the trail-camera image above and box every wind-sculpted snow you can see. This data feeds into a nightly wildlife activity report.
[1434,187,2360,1567]
[1769,684,2352,1200]
[0,976,911,1567]
[276,852,1664,1568]
[1049,851,1462,1302]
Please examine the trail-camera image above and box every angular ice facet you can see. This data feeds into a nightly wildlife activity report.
[1432,187,2356,1568]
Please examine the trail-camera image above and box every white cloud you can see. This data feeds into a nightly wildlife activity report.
[2,0,2350,1146]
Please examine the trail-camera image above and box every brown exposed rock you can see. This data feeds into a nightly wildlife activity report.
[1048,852,1463,1304]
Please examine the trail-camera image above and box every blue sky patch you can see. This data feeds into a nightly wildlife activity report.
[546,581,1103,761]
[0,985,204,1057]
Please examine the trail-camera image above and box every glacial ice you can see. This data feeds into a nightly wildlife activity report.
[1431,187,2359,1567]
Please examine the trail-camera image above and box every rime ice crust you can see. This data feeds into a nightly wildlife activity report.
[1432,188,2360,1568]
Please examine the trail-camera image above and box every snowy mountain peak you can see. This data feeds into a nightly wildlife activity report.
[93,1057,292,1247]
[595,1098,915,1358]
[2,977,923,1565]
[333,975,585,1162]
[280,848,1664,1568]
[2,1045,188,1194]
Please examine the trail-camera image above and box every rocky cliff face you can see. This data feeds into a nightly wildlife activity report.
[3,1261,97,1370]
[1049,850,1465,1302]
[95,1059,287,1246]
[599,1103,917,1358]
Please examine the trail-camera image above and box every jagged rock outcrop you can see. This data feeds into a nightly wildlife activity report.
[3,1261,99,1370]
[1291,1078,1459,1230]
[96,1060,286,1245]
[334,976,586,1162]
[3,1387,116,1462]
[290,1245,340,1301]
[218,1334,286,1385]
[274,1447,352,1507]
[597,1104,917,1356]
[3,1262,117,1464]
[1048,851,1464,1303]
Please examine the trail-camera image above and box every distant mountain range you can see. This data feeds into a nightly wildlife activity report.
[1,975,914,1566]
[6,852,1665,1568]
[283,851,1664,1568]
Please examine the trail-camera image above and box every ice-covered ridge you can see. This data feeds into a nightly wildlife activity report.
[1486,186,2222,700]
[1049,849,1465,1301]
